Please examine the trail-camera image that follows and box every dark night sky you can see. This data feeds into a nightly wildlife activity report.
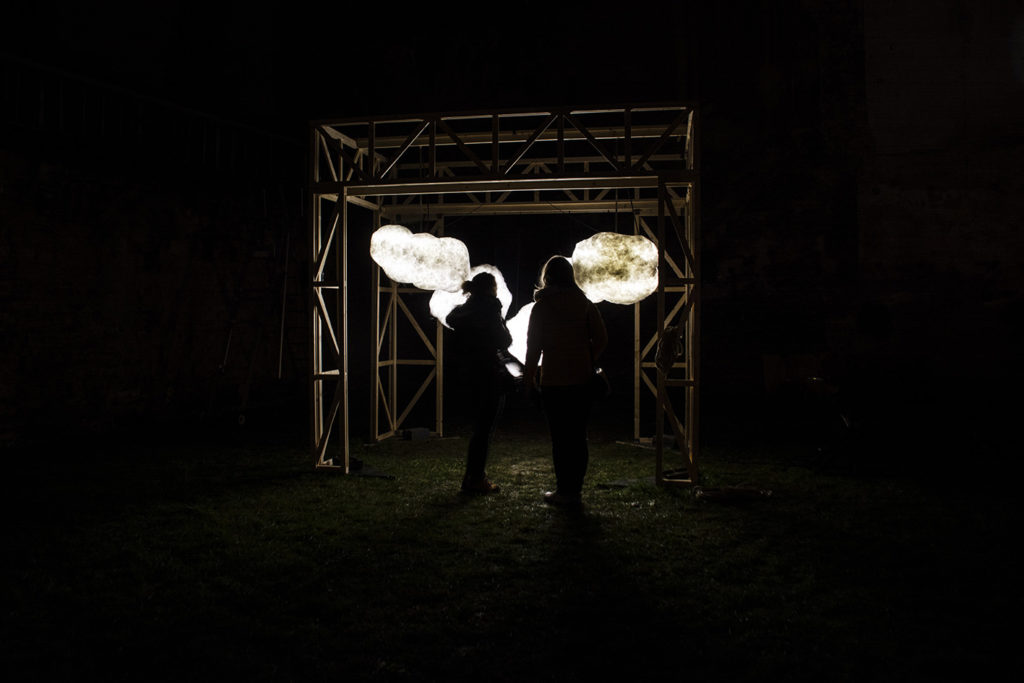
[4,1,1022,439]
[5,1,700,137]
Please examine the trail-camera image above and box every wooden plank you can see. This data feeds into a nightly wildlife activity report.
[641,296,691,359]
[314,380,344,467]
[687,106,701,483]
[631,109,688,170]
[317,132,338,182]
[437,118,490,173]
[330,175,676,197]
[396,295,438,358]
[344,148,363,182]
[639,217,684,279]
[379,120,430,178]
[313,203,339,280]
[396,368,438,428]
[376,372,395,432]
[322,134,366,182]
[381,199,670,218]
[665,195,697,275]
[317,124,359,149]
[641,367,658,397]
[503,113,557,175]
[324,122,688,150]
[386,152,685,174]
[563,112,620,170]
[346,195,380,212]
[314,288,340,360]
[376,293,394,356]
[661,390,687,450]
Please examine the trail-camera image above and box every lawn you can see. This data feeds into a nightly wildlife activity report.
[2,404,1017,682]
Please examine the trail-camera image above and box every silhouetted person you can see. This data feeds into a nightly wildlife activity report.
[446,272,512,494]
[524,256,607,505]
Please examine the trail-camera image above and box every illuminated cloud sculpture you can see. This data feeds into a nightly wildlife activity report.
[505,302,536,366]
[429,264,513,328]
[369,224,470,292]
[571,232,659,304]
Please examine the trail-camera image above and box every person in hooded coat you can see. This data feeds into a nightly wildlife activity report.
[446,271,513,493]
[524,256,607,505]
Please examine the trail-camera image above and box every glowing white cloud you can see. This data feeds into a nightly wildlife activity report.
[571,232,658,304]
[429,264,513,328]
[506,302,537,366]
[369,224,470,292]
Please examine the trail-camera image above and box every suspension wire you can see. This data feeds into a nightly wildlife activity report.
[611,137,619,233]
[442,199,488,229]
[542,201,601,233]
[614,186,619,233]
[629,192,640,234]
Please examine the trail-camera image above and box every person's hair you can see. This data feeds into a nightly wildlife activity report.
[462,271,497,297]
[534,255,581,300]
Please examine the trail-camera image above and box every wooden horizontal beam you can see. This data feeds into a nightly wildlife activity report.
[313,172,695,198]
[320,123,689,151]
[385,153,684,174]
[312,103,692,129]
[380,199,684,219]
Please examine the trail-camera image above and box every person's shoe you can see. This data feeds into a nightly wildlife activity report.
[461,479,500,494]
[543,490,582,506]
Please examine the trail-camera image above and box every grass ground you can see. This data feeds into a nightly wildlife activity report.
[2,399,1018,681]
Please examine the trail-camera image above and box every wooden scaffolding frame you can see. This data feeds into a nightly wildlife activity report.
[309,104,700,485]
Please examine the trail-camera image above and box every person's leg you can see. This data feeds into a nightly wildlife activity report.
[543,386,580,496]
[558,384,592,496]
[464,378,504,487]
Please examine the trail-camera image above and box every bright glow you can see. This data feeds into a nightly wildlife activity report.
[429,264,513,328]
[369,224,470,292]
[571,232,658,304]
[506,302,537,366]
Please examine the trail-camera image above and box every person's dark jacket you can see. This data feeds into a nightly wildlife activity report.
[446,295,512,378]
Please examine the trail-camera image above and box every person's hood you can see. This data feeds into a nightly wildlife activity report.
[446,294,501,326]
[534,285,587,305]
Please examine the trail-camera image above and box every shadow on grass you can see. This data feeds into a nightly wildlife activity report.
[1,420,1018,682]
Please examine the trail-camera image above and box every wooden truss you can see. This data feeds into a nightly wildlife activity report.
[309,104,700,485]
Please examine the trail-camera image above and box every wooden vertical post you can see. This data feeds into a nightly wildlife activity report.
[339,189,350,471]
[688,109,701,481]
[371,256,380,443]
[309,128,323,461]
[634,212,642,442]
[389,262,398,436]
[435,216,446,437]
[655,180,667,484]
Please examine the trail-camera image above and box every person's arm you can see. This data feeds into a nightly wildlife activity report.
[587,302,608,361]
[491,301,513,350]
[524,304,542,388]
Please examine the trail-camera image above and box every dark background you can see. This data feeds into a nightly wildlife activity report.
[2,1,1022,466]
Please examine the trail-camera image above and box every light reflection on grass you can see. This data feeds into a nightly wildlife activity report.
[1,431,1014,681]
